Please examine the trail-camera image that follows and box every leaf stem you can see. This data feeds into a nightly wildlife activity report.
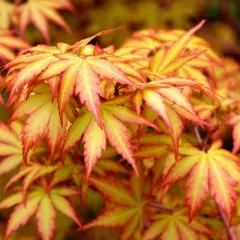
[218,206,237,240]
[194,126,203,144]
[149,202,174,212]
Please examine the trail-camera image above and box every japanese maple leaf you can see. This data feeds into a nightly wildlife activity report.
[0,0,13,30]
[0,121,24,176]
[0,185,81,240]
[229,114,240,154]
[162,140,240,223]
[62,102,159,177]
[83,170,147,239]
[0,30,29,62]
[0,93,3,104]
[6,42,142,128]
[4,162,60,200]
[143,208,211,240]
[11,85,68,163]
[133,85,202,157]
[17,0,74,42]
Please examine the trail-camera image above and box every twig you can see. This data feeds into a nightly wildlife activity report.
[194,126,203,144]
[218,206,237,240]
[149,202,174,212]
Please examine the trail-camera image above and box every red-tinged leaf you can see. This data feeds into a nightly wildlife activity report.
[114,62,146,83]
[208,160,237,223]
[87,58,140,87]
[134,146,168,159]
[47,104,67,162]
[39,60,74,80]
[120,214,140,240]
[163,146,240,222]
[22,165,59,199]
[36,195,56,240]
[0,36,29,49]
[48,76,60,101]
[160,51,204,75]
[11,94,50,121]
[158,20,205,72]
[184,157,209,221]
[8,57,54,97]
[4,166,36,192]
[0,155,21,177]
[132,91,142,116]
[0,94,4,104]
[83,207,137,229]
[38,6,71,34]
[142,218,169,240]
[5,196,41,239]
[51,187,80,197]
[101,110,138,175]
[143,208,206,240]
[30,6,49,42]
[157,87,195,116]
[162,154,200,185]
[162,152,176,178]
[95,159,129,175]
[166,106,183,158]
[0,193,24,209]
[75,61,102,128]
[21,104,52,162]
[233,121,240,154]
[103,105,159,131]
[83,119,106,178]
[143,90,172,131]
[62,112,92,154]
[89,177,136,206]
[51,193,81,227]
[176,221,199,240]
[19,5,30,37]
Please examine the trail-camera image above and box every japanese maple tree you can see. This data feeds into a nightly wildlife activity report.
[0,1,240,239]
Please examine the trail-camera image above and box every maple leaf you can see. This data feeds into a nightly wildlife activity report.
[62,103,158,177]
[133,85,200,157]
[0,93,3,105]
[0,0,13,30]
[162,140,240,223]
[4,162,60,200]
[0,185,81,240]
[143,208,211,240]
[83,168,146,239]
[229,114,240,154]
[11,85,68,163]
[17,0,74,42]
[0,30,29,62]
[0,121,25,176]
[5,41,143,128]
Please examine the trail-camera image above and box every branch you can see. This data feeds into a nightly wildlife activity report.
[194,126,203,144]
[218,206,237,240]
[149,202,174,212]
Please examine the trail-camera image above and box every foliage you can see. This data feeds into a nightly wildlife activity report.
[0,1,240,240]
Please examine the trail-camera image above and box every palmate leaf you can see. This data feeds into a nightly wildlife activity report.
[62,103,159,177]
[0,185,81,240]
[83,170,146,239]
[162,140,240,223]
[17,0,74,42]
[134,84,200,156]
[0,121,23,176]
[6,41,143,128]
[143,208,211,240]
[229,114,240,154]
[11,87,68,163]
[0,30,29,62]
